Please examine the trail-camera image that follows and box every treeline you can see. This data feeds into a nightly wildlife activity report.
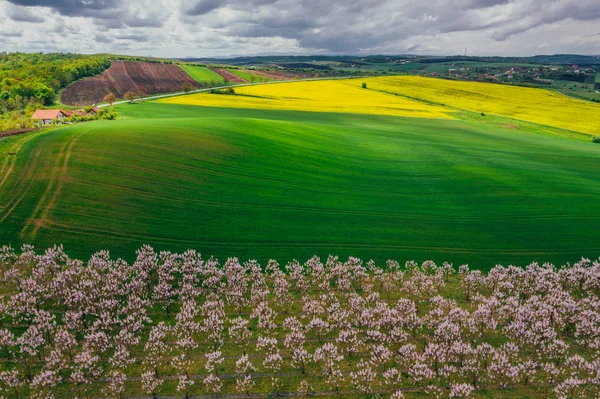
[0,52,111,131]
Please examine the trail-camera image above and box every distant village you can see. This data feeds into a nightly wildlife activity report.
[31,107,100,127]
[430,63,599,89]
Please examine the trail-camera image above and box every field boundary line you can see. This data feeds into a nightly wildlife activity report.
[42,221,600,255]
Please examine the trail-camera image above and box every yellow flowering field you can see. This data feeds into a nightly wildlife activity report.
[160,77,600,136]
[354,76,600,136]
[159,79,453,119]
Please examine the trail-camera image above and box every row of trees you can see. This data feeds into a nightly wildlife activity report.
[0,245,598,398]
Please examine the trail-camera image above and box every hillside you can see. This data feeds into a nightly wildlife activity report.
[0,53,111,131]
[160,76,600,137]
[60,61,201,105]
[1,80,599,265]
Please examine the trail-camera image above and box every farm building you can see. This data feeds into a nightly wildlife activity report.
[34,107,99,126]
[62,110,85,117]
[31,110,68,127]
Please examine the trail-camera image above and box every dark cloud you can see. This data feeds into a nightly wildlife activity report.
[0,30,24,38]
[94,33,114,44]
[181,0,222,16]
[115,33,151,42]
[6,3,46,23]
[488,0,600,41]
[181,0,279,16]
[468,0,511,7]
[178,0,600,52]
[7,0,169,28]
[2,0,600,56]
[7,0,119,17]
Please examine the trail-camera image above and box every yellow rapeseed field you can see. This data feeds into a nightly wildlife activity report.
[159,80,453,119]
[354,76,600,136]
[161,77,600,136]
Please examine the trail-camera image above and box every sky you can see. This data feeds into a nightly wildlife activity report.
[1,0,599,58]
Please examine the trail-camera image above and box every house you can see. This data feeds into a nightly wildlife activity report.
[31,110,67,127]
[86,107,99,116]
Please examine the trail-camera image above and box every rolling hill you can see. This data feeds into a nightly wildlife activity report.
[160,76,600,138]
[1,77,599,266]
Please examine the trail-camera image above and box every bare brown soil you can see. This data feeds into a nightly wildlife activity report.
[0,128,35,138]
[210,68,247,83]
[61,61,201,105]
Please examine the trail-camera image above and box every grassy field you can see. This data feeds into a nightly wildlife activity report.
[180,64,226,84]
[551,79,600,102]
[1,95,599,267]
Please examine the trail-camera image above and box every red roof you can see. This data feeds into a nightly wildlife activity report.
[31,110,66,120]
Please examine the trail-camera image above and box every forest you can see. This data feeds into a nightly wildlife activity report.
[0,53,110,131]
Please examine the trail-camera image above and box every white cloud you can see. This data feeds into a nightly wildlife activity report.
[1,0,599,57]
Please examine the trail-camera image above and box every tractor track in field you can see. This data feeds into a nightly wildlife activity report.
[0,132,40,190]
[104,152,499,198]
[0,145,44,223]
[76,152,581,201]
[0,169,41,224]
[20,129,88,240]
[71,179,600,222]
[42,221,600,255]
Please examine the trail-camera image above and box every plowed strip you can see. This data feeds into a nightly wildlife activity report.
[211,68,247,83]
[61,61,201,105]
[250,70,313,80]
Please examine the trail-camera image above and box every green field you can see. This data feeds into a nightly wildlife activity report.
[1,100,599,267]
[179,64,225,84]
[552,79,600,102]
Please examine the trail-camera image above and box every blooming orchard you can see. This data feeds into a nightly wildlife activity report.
[0,244,599,398]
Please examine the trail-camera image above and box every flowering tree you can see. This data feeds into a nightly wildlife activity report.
[0,246,599,398]
[235,355,255,396]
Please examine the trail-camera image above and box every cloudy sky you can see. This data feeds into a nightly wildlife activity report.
[1,0,599,58]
